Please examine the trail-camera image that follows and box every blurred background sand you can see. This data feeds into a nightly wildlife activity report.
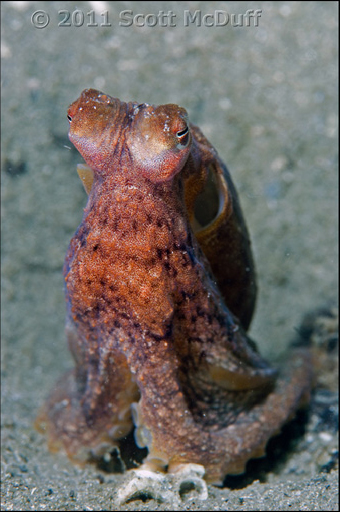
[1,1,338,510]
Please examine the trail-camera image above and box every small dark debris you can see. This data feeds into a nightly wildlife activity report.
[19,453,28,463]
[312,389,338,433]
[291,304,338,349]
[320,450,338,473]
[96,474,105,484]
[326,334,338,353]
[4,158,27,177]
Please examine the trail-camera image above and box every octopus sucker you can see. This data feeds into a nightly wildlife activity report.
[37,89,313,485]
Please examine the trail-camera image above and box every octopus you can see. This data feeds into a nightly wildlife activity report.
[37,89,313,485]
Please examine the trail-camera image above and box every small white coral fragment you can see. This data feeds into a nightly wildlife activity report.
[115,464,208,505]
[171,463,208,501]
[116,469,170,505]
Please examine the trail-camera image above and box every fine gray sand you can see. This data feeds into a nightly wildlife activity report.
[1,1,338,510]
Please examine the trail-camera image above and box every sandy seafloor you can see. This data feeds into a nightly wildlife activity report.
[1,1,338,510]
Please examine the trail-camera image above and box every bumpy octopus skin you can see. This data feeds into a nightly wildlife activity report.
[37,89,313,484]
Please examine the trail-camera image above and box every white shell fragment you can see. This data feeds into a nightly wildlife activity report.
[115,464,208,505]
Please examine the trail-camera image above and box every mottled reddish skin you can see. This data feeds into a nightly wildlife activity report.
[37,89,313,484]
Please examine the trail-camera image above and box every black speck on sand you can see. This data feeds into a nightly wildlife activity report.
[1,1,338,510]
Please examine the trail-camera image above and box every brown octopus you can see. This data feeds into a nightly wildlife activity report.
[37,89,313,484]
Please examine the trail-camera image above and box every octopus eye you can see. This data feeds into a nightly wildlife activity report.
[176,126,190,149]
[67,114,72,122]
